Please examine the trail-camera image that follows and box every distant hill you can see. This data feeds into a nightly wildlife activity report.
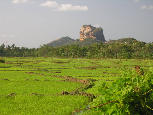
[47,36,75,47]
[47,37,104,47]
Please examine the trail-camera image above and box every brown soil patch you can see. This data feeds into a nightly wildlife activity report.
[62,76,89,85]
[3,78,10,81]
[7,93,16,97]
[31,93,44,96]
[26,72,34,74]
[60,90,95,99]
[55,72,61,73]
[34,79,40,81]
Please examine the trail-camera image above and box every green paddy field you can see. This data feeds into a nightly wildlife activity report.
[0,58,153,115]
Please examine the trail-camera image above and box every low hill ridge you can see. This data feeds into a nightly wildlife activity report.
[47,36,75,47]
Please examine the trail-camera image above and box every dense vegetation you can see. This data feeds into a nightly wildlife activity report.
[85,67,153,115]
[0,38,152,59]
[0,44,37,57]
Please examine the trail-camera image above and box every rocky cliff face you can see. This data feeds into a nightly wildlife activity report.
[80,25,106,42]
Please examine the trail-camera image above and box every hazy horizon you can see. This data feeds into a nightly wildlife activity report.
[0,0,153,48]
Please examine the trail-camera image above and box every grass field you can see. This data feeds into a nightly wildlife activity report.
[0,57,152,115]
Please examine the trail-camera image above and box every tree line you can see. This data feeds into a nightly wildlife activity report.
[0,44,38,57]
[0,40,152,59]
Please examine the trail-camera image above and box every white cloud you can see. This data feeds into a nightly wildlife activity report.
[141,5,153,10]
[40,1,58,8]
[12,0,29,4]
[57,4,88,11]
[40,1,88,12]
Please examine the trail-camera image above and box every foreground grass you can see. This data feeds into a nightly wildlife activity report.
[0,57,152,115]
[0,62,88,115]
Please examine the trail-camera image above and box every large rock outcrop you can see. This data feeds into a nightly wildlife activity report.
[80,25,106,42]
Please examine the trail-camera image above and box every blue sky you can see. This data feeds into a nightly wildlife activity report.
[0,0,153,48]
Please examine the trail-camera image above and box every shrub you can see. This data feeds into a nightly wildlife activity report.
[88,67,153,115]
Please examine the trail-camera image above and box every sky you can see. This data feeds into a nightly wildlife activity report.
[0,0,153,48]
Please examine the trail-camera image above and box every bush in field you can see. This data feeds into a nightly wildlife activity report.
[0,58,5,63]
[89,67,153,114]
